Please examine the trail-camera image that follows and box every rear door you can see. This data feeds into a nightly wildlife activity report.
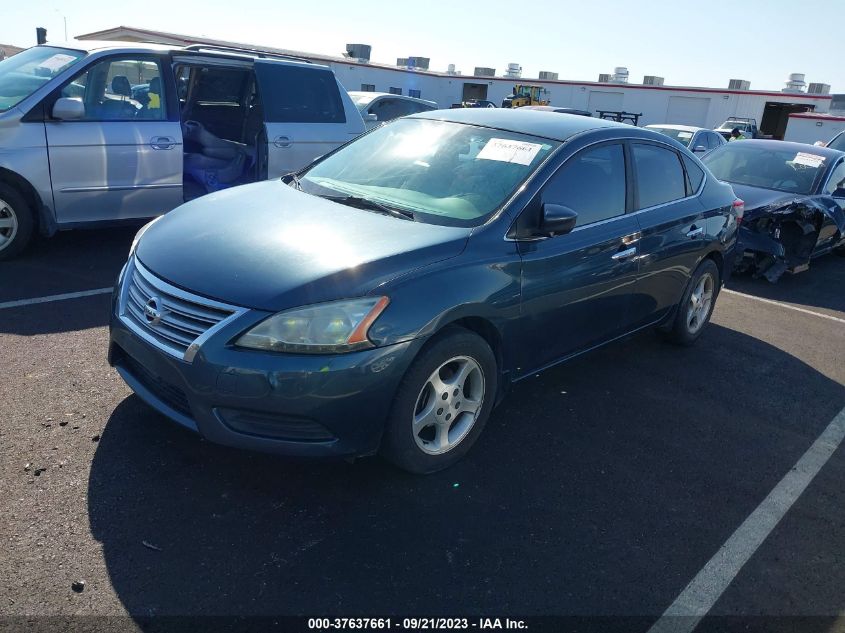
[629,143,712,327]
[256,60,364,177]
[45,54,183,224]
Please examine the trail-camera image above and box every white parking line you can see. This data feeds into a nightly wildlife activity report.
[723,288,845,325]
[0,287,112,310]
[647,404,845,633]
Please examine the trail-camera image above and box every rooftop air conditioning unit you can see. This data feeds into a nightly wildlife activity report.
[643,75,664,86]
[505,63,522,78]
[598,73,611,83]
[344,43,371,62]
[611,67,629,83]
[808,83,831,95]
[539,71,558,80]
[728,79,751,90]
[474,67,496,77]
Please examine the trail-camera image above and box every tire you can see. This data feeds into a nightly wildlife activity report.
[0,183,35,261]
[660,258,720,346]
[380,326,498,474]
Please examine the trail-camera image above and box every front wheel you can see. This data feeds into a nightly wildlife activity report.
[380,327,497,474]
[660,259,720,346]
[0,183,35,261]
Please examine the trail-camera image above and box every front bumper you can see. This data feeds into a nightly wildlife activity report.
[108,266,422,458]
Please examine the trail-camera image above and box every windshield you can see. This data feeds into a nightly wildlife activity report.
[647,127,696,147]
[702,143,827,195]
[300,118,559,227]
[0,46,85,112]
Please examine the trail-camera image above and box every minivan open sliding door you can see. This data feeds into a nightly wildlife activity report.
[254,60,363,177]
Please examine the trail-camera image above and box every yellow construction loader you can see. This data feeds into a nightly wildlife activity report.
[501,84,550,108]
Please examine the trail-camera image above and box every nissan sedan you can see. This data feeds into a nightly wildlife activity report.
[109,109,740,473]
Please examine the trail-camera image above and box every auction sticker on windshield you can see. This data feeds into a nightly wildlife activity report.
[678,131,693,139]
[792,152,826,168]
[477,138,543,165]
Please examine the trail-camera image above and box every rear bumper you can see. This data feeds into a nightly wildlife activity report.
[109,303,422,459]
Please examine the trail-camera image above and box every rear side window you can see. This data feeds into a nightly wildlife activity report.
[255,63,345,124]
[542,143,627,226]
[633,143,687,209]
[682,154,705,193]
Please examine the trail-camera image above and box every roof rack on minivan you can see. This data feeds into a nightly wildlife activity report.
[182,44,313,64]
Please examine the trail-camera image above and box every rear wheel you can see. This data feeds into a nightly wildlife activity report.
[0,183,35,261]
[380,327,497,474]
[660,259,720,346]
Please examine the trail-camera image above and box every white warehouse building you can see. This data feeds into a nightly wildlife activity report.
[78,26,835,140]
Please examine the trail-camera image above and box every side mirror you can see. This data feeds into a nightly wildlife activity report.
[540,203,578,236]
[693,145,707,153]
[832,188,845,199]
[365,113,378,122]
[52,97,85,120]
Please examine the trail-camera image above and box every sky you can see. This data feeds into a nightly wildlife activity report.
[3,0,843,93]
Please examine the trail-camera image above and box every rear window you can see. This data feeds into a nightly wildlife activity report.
[255,63,345,124]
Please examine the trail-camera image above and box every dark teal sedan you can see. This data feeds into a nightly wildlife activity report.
[109,109,740,473]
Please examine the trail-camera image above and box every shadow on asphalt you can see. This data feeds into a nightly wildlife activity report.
[87,324,845,623]
[0,225,137,304]
[727,254,845,315]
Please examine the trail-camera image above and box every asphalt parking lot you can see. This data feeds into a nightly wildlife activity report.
[1,228,844,632]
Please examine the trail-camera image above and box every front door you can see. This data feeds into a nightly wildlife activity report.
[45,54,183,224]
[516,142,640,373]
[255,60,363,177]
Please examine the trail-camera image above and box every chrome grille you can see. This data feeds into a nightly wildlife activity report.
[119,259,242,360]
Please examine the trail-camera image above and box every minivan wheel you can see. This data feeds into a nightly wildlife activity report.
[660,259,720,346]
[0,184,35,261]
[381,327,497,474]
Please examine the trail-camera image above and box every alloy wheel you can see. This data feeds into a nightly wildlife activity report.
[412,355,485,455]
[0,198,18,252]
[686,272,714,335]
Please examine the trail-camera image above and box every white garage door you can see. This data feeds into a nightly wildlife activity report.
[665,96,711,126]
[588,91,624,114]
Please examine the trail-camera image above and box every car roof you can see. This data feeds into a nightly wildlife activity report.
[42,40,176,54]
[720,139,845,160]
[645,124,705,132]
[411,108,628,141]
[348,91,436,104]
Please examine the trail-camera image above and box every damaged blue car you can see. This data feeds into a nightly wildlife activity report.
[702,140,845,281]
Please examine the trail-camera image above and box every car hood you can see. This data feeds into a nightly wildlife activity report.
[136,181,471,312]
[729,184,802,218]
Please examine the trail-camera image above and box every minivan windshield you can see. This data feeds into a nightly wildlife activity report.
[0,46,85,112]
[300,118,559,227]
[703,143,827,195]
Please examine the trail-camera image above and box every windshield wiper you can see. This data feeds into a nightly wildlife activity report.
[320,194,416,221]
[283,173,303,190]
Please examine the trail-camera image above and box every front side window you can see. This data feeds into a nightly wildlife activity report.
[372,98,416,121]
[824,161,845,196]
[300,118,558,227]
[0,45,84,112]
[828,132,845,152]
[60,56,165,121]
[541,143,626,226]
[633,143,686,208]
[702,144,827,195]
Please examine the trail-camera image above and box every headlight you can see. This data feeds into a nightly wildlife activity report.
[129,216,163,257]
[235,297,390,354]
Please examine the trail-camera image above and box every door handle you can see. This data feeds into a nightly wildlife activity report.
[686,226,705,239]
[150,136,175,150]
[611,247,637,261]
[273,136,293,148]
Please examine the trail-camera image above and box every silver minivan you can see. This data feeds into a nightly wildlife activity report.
[0,41,365,259]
